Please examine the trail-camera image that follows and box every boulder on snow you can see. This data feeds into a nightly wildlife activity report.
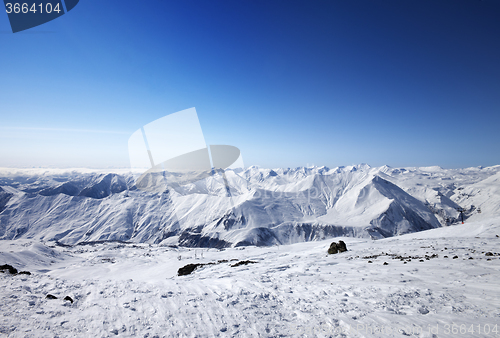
[64,296,74,303]
[46,294,58,300]
[178,263,203,276]
[0,264,18,274]
[231,260,257,267]
[418,307,429,315]
[328,243,338,254]
[338,240,347,252]
[328,240,347,254]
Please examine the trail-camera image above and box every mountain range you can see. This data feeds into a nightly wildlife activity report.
[0,164,499,247]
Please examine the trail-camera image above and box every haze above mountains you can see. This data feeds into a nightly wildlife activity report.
[1,164,499,247]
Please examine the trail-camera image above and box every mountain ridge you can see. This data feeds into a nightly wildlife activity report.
[0,165,499,247]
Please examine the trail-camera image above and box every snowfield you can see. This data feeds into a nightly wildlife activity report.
[1,165,500,337]
[1,219,499,337]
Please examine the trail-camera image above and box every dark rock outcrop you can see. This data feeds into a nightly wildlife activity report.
[0,264,18,274]
[0,264,31,275]
[46,294,58,300]
[231,260,257,267]
[328,240,347,254]
[337,240,347,252]
[178,263,204,276]
[328,243,339,254]
[177,258,251,276]
[64,296,74,303]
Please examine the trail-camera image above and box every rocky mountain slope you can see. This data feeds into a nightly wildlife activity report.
[0,165,498,247]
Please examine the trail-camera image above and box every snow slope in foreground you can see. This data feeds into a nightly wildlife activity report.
[1,218,499,337]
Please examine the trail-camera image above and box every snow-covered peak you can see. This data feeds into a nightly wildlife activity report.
[0,164,499,247]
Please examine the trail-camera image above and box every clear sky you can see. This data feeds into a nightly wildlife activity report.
[1,0,499,169]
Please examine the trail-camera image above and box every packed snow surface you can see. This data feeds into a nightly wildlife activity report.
[1,219,499,337]
[1,165,500,337]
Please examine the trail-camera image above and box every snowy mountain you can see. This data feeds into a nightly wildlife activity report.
[0,187,13,213]
[0,165,499,247]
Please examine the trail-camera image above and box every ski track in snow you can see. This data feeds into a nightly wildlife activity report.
[1,221,500,337]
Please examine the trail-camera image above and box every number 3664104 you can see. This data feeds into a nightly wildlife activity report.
[5,3,62,14]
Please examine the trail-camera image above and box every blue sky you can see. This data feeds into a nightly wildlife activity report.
[1,0,499,169]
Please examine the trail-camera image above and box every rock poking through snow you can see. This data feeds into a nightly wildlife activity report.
[231,260,257,267]
[0,264,18,274]
[328,240,347,254]
[178,263,205,276]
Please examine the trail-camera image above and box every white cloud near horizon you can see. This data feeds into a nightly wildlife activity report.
[0,127,131,168]
[0,126,130,135]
